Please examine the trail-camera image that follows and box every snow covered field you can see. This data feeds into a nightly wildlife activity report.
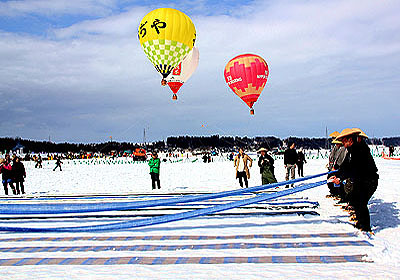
[0,154,399,279]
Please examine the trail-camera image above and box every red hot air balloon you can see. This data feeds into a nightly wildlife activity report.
[224,54,269,115]
[166,46,199,100]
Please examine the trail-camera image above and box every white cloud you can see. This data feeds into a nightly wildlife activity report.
[0,0,117,17]
[52,7,147,38]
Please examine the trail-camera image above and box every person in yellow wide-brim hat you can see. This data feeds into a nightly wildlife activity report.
[330,127,378,232]
[352,128,368,139]
[257,147,277,185]
[329,131,340,138]
[335,128,360,140]
[327,135,348,199]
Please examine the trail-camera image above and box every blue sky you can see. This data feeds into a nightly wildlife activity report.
[0,0,399,143]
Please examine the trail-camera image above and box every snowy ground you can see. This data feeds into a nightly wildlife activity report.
[0,154,399,279]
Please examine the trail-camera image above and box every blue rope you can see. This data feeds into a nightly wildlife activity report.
[177,200,319,206]
[0,180,327,232]
[0,172,330,215]
[264,200,319,206]
[0,195,186,201]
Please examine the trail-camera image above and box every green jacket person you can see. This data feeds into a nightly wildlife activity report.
[148,151,161,189]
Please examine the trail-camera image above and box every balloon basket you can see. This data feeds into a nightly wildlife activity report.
[250,108,255,115]
[161,79,167,86]
[172,94,178,100]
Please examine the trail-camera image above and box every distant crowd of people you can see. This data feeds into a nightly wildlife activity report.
[33,155,63,171]
[231,143,306,189]
[147,143,309,191]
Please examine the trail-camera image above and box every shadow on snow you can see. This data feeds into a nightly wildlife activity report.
[369,198,400,232]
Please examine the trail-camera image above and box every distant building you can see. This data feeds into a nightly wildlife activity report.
[12,142,25,155]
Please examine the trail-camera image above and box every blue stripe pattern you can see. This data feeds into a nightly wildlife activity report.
[36,258,50,265]
[152,257,165,265]
[81,258,96,265]
[175,257,188,264]
[0,255,371,266]
[104,258,120,265]
[128,257,142,264]
[0,240,372,253]
[199,257,211,264]
[296,256,309,263]
[271,256,283,263]
[320,256,333,263]
[58,258,74,265]
[0,172,331,215]
[223,257,235,263]
[13,258,30,266]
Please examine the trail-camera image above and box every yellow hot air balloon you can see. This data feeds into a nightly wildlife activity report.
[138,8,196,84]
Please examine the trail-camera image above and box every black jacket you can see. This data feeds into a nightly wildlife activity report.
[12,161,26,181]
[258,154,274,173]
[336,140,378,182]
[297,151,306,165]
[284,148,298,165]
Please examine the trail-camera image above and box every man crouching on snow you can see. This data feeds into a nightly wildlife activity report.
[234,148,253,188]
[330,128,378,232]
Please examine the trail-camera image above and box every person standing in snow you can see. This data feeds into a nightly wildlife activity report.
[148,151,161,190]
[234,148,253,188]
[35,155,43,168]
[296,148,307,177]
[284,142,298,187]
[258,148,277,185]
[327,138,340,197]
[388,145,394,157]
[53,156,63,171]
[330,128,378,232]
[1,156,16,195]
[12,156,26,195]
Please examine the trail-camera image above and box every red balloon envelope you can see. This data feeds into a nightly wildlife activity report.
[224,54,269,114]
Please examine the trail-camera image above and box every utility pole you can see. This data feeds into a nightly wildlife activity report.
[325,126,329,149]
[143,128,146,148]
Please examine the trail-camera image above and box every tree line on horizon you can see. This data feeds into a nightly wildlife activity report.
[0,136,398,154]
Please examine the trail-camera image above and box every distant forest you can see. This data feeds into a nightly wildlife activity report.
[1,135,399,154]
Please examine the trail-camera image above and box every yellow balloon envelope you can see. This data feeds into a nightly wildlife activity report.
[138,8,196,79]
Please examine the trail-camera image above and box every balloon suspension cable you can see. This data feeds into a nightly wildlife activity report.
[250,108,255,115]
[172,94,178,100]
